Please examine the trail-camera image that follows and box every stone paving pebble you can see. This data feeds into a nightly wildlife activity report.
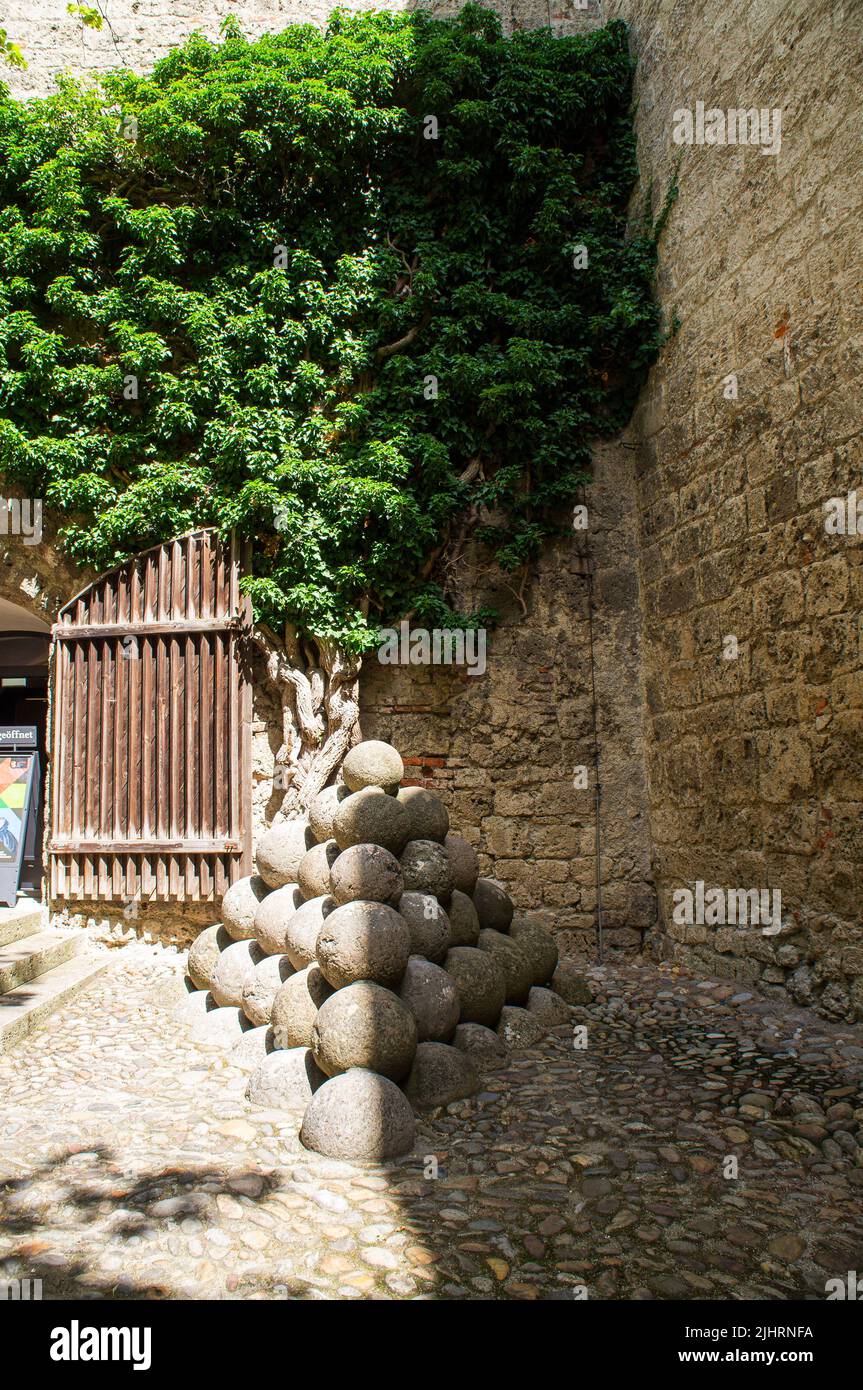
[0,944,861,1300]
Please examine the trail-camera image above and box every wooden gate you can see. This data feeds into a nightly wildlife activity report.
[48,530,252,903]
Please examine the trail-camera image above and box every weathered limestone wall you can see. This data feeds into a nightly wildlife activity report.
[603,0,863,1018]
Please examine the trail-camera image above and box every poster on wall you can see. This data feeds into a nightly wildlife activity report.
[0,727,39,908]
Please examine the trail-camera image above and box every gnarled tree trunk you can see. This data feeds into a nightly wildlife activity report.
[253,622,362,821]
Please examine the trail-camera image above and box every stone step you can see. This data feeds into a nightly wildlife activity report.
[0,930,82,996]
[0,953,108,1054]
[0,901,46,949]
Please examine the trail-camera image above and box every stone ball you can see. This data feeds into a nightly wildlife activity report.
[527,986,571,1026]
[311,981,417,1081]
[284,894,337,970]
[308,784,350,842]
[255,820,315,889]
[174,988,216,1026]
[497,1005,545,1049]
[211,939,266,1008]
[510,919,559,986]
[400,839,454,903]
[446,889,481,947]
[333,786,411,855]
[297,840,340,899]
[271,964,334,1050]
[329,843,403,906]
[187,924,232,991]
[221,875,270,941]
[398,956,460,1042]
[444,946,506,1027]
[342,739,404,793]
[315,900,411,991]
[443,832,480,895]
[241,954,294,1027]
[300,1069,415,1161]
[473,877,514,932]
[396,892,451,963]
[404,1041,478,1108]
[246,1047,326,1110]
[254,882,304,956]
[229,1024,277,1069]
[190,1004,250,1050]
[453,1022,508,1071]
[396,787,449,843]
[477,928,533,1005]
[551,961,594,1005]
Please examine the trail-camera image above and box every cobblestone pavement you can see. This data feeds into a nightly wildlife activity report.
[1,944,861,1300]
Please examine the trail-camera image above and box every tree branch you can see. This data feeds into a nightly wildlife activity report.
[375,310,432,361]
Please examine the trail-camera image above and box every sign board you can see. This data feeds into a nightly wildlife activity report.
[0,726,40,908]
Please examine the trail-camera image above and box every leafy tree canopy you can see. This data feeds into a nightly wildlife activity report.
[0,6,665,653]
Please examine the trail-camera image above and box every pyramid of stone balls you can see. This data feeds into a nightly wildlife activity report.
[184,739,567,1162]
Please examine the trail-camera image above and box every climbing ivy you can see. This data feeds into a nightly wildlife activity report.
[0,6,665,651]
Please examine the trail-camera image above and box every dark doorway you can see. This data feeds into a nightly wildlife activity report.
[0,617,51,896]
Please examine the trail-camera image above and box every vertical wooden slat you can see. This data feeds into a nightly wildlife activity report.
[49,529,251,903]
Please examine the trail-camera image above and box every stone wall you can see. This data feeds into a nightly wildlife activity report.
[603,0,863,1019]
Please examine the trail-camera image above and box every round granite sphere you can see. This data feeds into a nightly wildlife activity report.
[284,894,337,971]
[221,875,269,942]
[404,1042,478,1108]
[400,839,454,903]
[527,985,570,1025]
[396,787,449,844]
[342,740,404,793]
[473,877,515,933]
[477,928,533,1005]
[396,892,451,963]
[315,901,411,991]
[510,919,559,986]
[246,1047,326,1110]
[187,924,232,992]
[254,882,304,956]
[212,939,266,1008]
[446,889,481,947]
[297,840,340,900]
[271,963,334,1050]
[191,1004,250,1050]
[453,1021,509,1071]
[333,786,411,856]
[242,954,294,1027]
[300,1069,416,1161]
[311,981,417,1081]
[255,820,314,889]
[308,784,350,842]
[329,843,403,906]
[230,1024,277,1069]
[398,956,460,1042]
[443,832,480,895]
[444,946,506,1027]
